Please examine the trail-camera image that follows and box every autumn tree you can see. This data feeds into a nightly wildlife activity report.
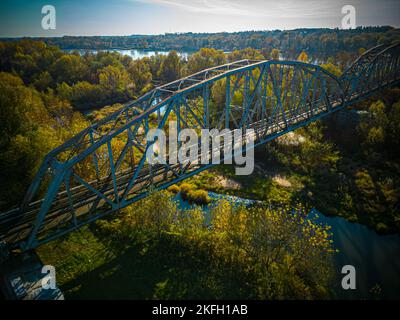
[128,58,153,94]
[158,51,181,82]
[0,72,57,206]
[297,51,309,63]
[51,54,88,85]
[98,65,134,102]
[186,48,226,74]
[271,48,280,60]
[228,48,265,61]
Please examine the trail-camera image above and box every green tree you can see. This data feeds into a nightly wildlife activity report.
[98,65,134,101]
[0,72,58,206]
[33,71,53,91]
[69,81,104,110]
[359,100,388,152]
[320,62,343,77]
[51,54,88,85]
[297,123,340,175]
[128,58,152,94]
[271,48,280,60]
[354,169,383,215]
[158,51,181,82]
[228,48,264,61]
[186,48,226,74]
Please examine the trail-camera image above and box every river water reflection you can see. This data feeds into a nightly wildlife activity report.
[64,48,191,60]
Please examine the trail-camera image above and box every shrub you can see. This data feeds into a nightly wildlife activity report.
[187,190,211,205]
[179,183,195,200]
[167,184,180,194]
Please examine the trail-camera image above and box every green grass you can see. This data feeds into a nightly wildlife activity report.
[184,165,301,206]
[37,227,116,293]
[37,226,252,299]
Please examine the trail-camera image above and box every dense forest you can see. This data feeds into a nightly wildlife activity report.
[3,26,400,60]
[0,31,399,298]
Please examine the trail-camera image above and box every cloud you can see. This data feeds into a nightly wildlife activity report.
[135,0,261,16]
[133,0,344,19]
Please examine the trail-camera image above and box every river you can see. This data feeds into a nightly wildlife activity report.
[64,48,327,65]
[64,48,192,60]
[175,192,400,299]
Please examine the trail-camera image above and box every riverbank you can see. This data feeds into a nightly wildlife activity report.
[183,160,400,235]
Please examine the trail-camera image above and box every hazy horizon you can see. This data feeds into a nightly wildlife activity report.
[1,26,398,39]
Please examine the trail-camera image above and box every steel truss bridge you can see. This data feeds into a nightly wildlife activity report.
[1,43,400,252]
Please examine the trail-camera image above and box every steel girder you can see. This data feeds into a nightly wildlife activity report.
[341,42,400,101]
[1,43,400,251]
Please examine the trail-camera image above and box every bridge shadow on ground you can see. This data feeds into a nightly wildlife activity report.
[60,234,250,300]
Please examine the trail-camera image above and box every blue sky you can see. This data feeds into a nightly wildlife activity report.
[0,0,399,36]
